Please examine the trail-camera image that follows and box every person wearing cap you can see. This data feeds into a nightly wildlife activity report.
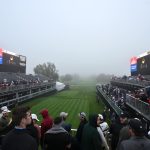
[60,112,72,133]
[117,114,131,149]
[0,106,11,129]
[44,116,71,150]
[98,114,109,136]
[118,118,150,150]
[97,114,109,150]
[2,106,38,150]
[32,114,41,141]
[109,112,128,150]
[76,112,88,145]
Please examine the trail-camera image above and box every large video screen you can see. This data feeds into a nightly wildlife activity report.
[137,54,150,75]
[3,53,20,65]
[0,51,26,73]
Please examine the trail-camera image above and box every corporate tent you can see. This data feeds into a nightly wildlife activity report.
[56,81,65,91]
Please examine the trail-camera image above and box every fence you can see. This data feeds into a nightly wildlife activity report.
[126,94,150,120]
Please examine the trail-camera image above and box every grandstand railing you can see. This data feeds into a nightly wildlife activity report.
[126,94,150,120]
[96,85,123,116]
[0,82,55,93]
[0,86,55,107]
[111,78,150,88]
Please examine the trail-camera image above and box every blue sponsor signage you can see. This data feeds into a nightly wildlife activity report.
[0,57,2,64]
[131,64,137,72]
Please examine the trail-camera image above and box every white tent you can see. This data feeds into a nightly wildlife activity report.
[56,81,65,91]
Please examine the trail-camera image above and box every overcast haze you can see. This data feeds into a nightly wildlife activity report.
[0,0,150,76]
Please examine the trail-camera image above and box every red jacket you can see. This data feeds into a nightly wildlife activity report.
[40,109,53,138]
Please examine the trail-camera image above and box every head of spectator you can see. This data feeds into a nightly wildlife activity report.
[89,114,99,128]
[40,109,49,119]
[98,114,103,122]
[53,116,63,126]
[12,106,31,128]
[1,106,11,118]
[128,118,145,137]
[31,114,39,123]
[60,112,68,121]
[79,112,87,122]
[119,112,128,124]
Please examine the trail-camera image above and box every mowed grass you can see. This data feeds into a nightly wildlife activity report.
[22,85,105,128]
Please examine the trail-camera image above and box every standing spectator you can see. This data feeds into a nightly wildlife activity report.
[0,106,11,129]
[76,112,88,145]
[97,114,109,150]
[60,112,72,132]
[102,108,107,122]
[31,114,41,141]
[98,114,109,136]
[40,109,53,149]
[44,116,71,150]
[118,118,150,150]
[27,116,39,146]
[81,114,102,150]
[109,112,128,150]
[2,106,37,150]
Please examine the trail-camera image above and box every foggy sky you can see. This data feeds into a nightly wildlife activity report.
[0,0,150,76]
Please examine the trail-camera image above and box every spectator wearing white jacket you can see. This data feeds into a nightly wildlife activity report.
[97,114,109,150]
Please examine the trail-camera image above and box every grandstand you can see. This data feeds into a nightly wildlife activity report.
[96,51,150,132]
[0,48,56,108]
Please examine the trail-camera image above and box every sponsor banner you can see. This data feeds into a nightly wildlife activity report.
[131,64,137,72]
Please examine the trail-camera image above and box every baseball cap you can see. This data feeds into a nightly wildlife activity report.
[79,112,86,118]
[129,118,144,133]
[120,112,128,118]
[60,112,68,118]
[1,106,11,114]
[31,114,39,121]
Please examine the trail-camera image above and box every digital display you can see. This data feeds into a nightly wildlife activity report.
[0,48,3,64]
[131,64,137,72]
[137,54,150,75]
[0,50,26,73]
[19,55,26,62]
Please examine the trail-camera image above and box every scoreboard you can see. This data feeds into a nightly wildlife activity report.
[130,51,150,76]
[137,53,150,75]
[0,48,26,73]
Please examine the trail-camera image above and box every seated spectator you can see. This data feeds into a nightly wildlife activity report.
[44,116,71,150]
[2,106,38,150]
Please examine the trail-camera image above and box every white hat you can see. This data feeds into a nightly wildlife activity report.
[31,114,39,121]
[60,112,68,118]
[1,106,11,114]
[148,131,150,136]
[98,114,103,120]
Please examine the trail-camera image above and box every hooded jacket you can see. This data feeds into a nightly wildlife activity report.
[81,114,102,150]
[40,109,53,138]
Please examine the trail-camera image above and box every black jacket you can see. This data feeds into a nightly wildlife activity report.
[2,128,37,150]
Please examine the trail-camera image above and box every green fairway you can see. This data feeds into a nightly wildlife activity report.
[23,85,105,128]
